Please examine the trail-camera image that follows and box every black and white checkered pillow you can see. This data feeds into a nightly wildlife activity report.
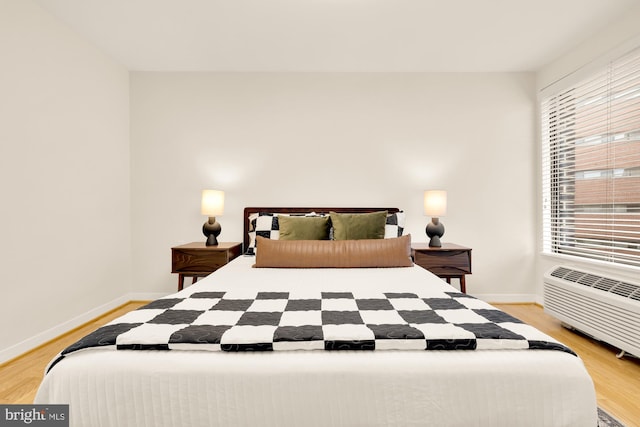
[246,213,279,255]
[384,211,405,238]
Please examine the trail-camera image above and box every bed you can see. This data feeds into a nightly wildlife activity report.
[35,207,597,427]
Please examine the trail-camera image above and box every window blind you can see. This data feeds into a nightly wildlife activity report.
[541,47,640,268]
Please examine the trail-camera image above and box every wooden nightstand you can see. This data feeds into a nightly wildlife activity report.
[171,242,242,291]
[412,243,472,293]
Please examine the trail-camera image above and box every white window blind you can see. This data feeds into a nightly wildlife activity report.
[541,47,640,268]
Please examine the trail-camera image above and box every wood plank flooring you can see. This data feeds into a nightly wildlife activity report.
[0,301,638,426]
[0,301,147,404]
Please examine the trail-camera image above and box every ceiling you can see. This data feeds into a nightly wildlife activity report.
[34,0,638,72]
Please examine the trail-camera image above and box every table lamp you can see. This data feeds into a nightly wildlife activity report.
[424,190,447,247]
[201,189,224,246]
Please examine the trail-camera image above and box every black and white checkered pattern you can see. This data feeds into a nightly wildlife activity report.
[47,290,574,372]
[246,213,279,255]
[384,211,405,238]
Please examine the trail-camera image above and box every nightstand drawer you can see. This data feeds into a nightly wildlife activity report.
[171,242,242,290]
[414,250,471,275]
[412,243,472,293]
[172,249,230,273]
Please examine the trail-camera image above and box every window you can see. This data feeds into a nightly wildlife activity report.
[541,47,640,268]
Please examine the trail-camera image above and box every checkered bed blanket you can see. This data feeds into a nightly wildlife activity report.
[47,290,574,373]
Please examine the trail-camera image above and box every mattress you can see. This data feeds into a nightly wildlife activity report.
[36,256,597,427]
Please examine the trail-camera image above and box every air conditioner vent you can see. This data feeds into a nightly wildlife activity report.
[594,278,617,292]
[544,265,640,358]
[565,270,585,282]
[578,274,601,286]
[551,267,572,278]
[549,266,640,301]
[611,283,638,298]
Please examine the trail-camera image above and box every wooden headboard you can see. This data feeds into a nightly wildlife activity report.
[243,207,400,252]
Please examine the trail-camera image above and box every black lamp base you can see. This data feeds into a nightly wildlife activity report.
[426,218,445,247]
[203,217,221,246]
[205,234,219,246]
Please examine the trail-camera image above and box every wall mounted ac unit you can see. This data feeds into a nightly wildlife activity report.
[543,265,640,358]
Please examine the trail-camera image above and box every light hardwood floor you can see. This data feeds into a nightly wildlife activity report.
[0,302,638,426]
[0,301,148,405]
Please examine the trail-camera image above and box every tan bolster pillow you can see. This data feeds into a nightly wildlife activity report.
[253,234,412,268]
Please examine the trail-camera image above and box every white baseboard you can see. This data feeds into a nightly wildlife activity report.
[472,293,541,304]
[0,292,164,365]
[128,292,166,301]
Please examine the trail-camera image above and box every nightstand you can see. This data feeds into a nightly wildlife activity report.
[171,242,242,291]
[412,243,472,293]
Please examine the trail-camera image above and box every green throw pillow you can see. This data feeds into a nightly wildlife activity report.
[330,211,387,240]
[278,215,330,240]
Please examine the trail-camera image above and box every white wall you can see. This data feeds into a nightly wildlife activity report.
[131,72,537,300]
[0,0,131,361]
[535,3,640,295]
[537,2,640,90]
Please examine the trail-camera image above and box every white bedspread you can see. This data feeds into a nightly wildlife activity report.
[36,257,597,427]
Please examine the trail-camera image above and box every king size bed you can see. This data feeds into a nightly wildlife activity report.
[35,207,597,427]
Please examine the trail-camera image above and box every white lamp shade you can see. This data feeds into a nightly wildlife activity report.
[201,190,224,216]
[424,190,447,217]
